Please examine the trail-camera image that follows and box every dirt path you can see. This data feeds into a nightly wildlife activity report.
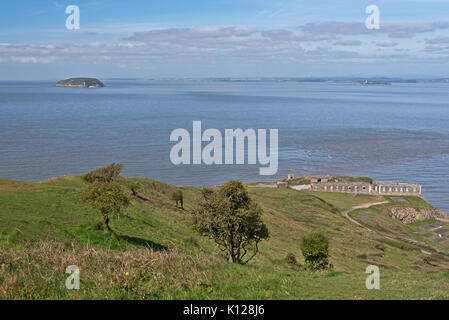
[342,201,449,255]
[341,201,389,228]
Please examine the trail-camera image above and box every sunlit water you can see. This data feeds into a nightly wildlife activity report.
[0,80,448,212]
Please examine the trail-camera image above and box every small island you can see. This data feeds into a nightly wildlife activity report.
[55,77,105,88]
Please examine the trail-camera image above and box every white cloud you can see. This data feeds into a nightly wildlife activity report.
[300,21,449,38]
[1,21,448,68]
[334,40,362,46]
[376,40,398,47]
[426,36,449,44]
[5,56,56,64]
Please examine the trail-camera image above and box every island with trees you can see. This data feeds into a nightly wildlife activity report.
[55,77,105,88]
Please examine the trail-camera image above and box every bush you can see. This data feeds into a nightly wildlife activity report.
[192,181,269,264]
[285,253,299,267]
[82,182,130,231]
[169,190,183,208]
[300,233,330,272]
[83,163,123,184]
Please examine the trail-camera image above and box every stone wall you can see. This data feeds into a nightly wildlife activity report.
[311,182,372,194]
[305,176,422,196]
[304,175,332,183]
[373,182,421,196]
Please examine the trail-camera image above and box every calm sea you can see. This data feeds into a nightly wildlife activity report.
[0,80,448,213]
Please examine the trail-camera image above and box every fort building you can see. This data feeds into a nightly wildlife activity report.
[373,181,421,196]
[304,175,332,184]
[309,177,421,196]
[311,182,372,194]
[276,181,288,188]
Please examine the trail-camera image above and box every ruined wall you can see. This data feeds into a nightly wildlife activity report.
[311,182,372,194]
[373,182,421,196]
[305,175,422,196]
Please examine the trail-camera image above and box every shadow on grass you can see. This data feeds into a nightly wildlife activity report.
[134,194,151,202]
[117,234,168,251]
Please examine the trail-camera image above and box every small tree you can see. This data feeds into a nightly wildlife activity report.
[169,190,183,209]
[300,233,330,272]
[83,163,123,184]
[192,181,269,264]
[82,182,130,231]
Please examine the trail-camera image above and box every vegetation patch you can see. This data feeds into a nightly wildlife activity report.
[328,176,374,184]
[55,78,104,88]
[1,170,449,299]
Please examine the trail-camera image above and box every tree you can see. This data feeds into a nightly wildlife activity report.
[192,181,269,264]
[83,163,123,184]
[300,233,330,272]
[82,182,130,231]
[169,190,183,209]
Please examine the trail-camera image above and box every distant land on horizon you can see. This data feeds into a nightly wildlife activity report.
[55,77,105,88]
[2,77,449,83]
[97,77,449,83]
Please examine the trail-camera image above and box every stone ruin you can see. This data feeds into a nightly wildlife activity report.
[309,177,421,196]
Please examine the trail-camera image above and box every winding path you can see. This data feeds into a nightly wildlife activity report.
[341,200,449,255]
[341,201,389,227]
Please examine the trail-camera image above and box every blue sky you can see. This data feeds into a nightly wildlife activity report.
[1,0,449,79]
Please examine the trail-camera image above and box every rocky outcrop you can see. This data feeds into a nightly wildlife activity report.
[385,207,447,224]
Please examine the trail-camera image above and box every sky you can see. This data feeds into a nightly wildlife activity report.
[1,0,449,79]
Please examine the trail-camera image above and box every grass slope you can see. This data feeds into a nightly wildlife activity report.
[0,176,449,299]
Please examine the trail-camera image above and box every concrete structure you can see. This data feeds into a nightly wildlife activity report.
[309,177,421,196]
[311,182,372,194]
[304,175,332,184]
[276,181,288,188]
[291,184,311,191]
[373,181,421,196]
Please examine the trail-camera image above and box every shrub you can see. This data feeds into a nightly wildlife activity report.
[82,182,130,231]
[300,233,330,272]
[169,190,183,208]
[192,181,269,264]
[285,253,299,267]
[83,163,123,184]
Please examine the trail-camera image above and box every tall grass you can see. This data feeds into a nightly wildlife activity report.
[0,241,219,299]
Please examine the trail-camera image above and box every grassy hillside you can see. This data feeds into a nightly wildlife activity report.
[1,175,449,299]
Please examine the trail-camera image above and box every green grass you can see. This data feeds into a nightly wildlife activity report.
[286,177,311,186]
[383,196,434,209]
[1,176,449,299]
[348,199,449,251]
[328,176,374,184]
